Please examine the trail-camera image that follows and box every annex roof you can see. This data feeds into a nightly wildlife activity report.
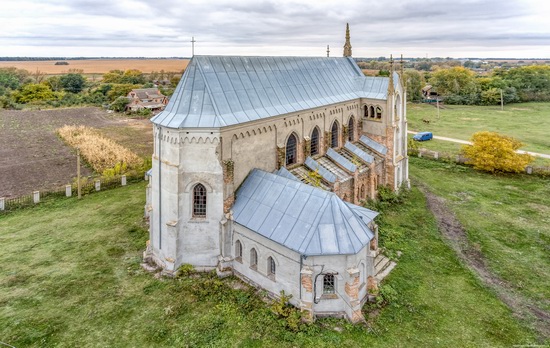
[359,135,388,155]
[232,169,378,256]
[151,56,397,129]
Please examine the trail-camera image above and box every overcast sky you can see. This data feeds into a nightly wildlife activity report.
[1,0,549,58]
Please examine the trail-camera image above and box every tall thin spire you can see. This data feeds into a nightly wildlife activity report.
[388,54,395,95]
[343,23,352,57]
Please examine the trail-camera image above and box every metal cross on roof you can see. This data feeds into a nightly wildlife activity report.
[191,37,196,56]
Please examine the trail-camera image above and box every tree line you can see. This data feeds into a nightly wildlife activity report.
[0,67,182,112]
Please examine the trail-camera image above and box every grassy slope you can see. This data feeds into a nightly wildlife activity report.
[410,157,550,314]
[407,102,550,154]
[0,183,537,347]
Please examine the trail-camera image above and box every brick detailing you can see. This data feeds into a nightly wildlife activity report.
[367,276,378,292]
[223,159,234,184]
[301,273,313,293]
[223,195,235,214]
[351,309,364,323]
[345,274,360,299]
[277,146,285,168]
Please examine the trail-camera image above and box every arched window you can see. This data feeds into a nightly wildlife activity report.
[348,116,355,141]
[369,106,375,118]
[364,105,368,118]
[323,274,335,294]
[360,184,365,199]
[250,248,258,269]
[267,257,276,277]
[376,107,382,119]
[193,184,207,217]
[331,121,339,148]
[285,133,297,166]
[310,127,320,156]
[235,240,242,261]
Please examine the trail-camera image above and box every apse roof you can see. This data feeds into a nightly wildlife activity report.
[151,56,398,129]
[232,169,378,256]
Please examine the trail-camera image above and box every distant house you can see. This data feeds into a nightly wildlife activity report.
[126,88,168,113]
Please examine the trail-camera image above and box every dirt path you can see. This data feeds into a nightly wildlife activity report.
[418,184,550,341]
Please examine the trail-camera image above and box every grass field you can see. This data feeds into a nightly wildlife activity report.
[407,102,550,154]
[410,157,550,315]
[0,59,189,74]
[0,181,539,346]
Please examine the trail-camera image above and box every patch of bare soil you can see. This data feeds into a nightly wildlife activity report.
[0,107,153,198]
[418,184,550,341]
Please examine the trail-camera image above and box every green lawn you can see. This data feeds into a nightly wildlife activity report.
[407,102,550,154]
[0,182,539,347]
[410,157,550,316]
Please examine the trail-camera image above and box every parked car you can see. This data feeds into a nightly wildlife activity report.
[413,131,433,141]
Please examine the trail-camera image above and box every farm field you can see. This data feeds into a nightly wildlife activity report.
[0,177,539,347]
[0,107,153,198]
[407,102,550,154]
[0,59,189,74]
[411,157,550,318]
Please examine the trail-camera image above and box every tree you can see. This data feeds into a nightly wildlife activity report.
[12,83,57,103]
[462,131,533,173]
[110,96,130,112]
[403,70,425,102]
[122,69,145,84]
[0,67,30,90]
[102,70,125,83]
[430,66,479,97]
[106,84,139,102]
[60,73,86,93]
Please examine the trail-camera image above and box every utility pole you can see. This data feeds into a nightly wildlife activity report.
[191,37,196,56]
[500,89,504,111]
[436,98,440,119]
[77,148,81,199]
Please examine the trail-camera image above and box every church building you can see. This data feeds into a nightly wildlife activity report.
[144,25,408,322]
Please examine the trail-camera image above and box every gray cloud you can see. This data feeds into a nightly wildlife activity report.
[1,0,549,57]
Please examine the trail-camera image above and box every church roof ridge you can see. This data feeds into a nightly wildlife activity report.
[232,168,377,256]
[151,55,397,129]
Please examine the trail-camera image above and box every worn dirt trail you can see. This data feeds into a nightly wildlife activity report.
[418,184,550,342]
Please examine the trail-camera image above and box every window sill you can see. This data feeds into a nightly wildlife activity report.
[189,218,208,223]
[321,294,338,300]
[250,265,257,271]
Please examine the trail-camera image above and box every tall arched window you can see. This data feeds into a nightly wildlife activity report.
[360,184,365,199]
[235,240,242,261]
[285,133,297,166]
[267,257,276,277]
[348,116,355,141]
[376,107,382,119]
[364,105,368,118]
[193,183,207,217]
[250,248,258,269]
[369,106,375,118]
[310,127,320,156]
[323,274,335,294]
[331,121,339,148]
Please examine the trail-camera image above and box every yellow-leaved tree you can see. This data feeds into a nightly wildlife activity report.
[462,131,533,173]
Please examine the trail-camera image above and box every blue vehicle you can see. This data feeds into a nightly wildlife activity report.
[413,132,433,141]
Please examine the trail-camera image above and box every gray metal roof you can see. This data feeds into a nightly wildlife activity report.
[232,169,376,256]
[151,56,395,129]
[304,157,337,183]
[344,141,374,164]
[326,148,357,173]
[359,135,388,155]
[276,166,300,182]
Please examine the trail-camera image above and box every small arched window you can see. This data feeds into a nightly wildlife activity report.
[250,248,258,269]
[267,256,276,277]
[331,121,339,148]
[286,133,297,166]
[311,127,320,156]
[323,274,335,294]
[193,183,207,217]
[235,240,242,261]
[364,105,368,118]
[376,107,382,119]
[348,116,355,142]
[369,106,375,118]
[360,184,365,199]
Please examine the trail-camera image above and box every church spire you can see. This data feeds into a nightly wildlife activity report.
[343,23,352,57]
[388,54,395,96]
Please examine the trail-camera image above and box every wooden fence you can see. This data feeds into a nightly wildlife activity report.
[0,173,146,213]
